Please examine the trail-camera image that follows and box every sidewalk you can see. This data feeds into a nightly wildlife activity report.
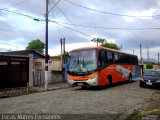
[0,83,70,98]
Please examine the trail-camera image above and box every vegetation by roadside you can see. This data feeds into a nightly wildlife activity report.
[126,90,160,120]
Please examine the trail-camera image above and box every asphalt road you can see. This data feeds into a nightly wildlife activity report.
[0,79,158,120]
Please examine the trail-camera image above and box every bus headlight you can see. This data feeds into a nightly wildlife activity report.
[88,75,98,85]
[90,75,98,80]
[67,77,72,81]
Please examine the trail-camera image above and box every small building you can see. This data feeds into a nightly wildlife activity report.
[48,57,64,83]
[0,54,29,88]
[0,50,65,88]
[0,50,45,87]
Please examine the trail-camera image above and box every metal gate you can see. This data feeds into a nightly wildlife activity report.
[0,55,29,88]
[33,69,44,86]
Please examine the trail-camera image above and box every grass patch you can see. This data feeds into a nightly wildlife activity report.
[126,110,141,120]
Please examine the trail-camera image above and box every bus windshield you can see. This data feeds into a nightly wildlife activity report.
[68,49,97,74]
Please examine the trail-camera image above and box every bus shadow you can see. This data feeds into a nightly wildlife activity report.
[74,80,137,91]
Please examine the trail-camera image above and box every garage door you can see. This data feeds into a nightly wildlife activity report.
[0,55,29,88]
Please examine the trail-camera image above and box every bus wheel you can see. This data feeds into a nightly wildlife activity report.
[128,74,132,83]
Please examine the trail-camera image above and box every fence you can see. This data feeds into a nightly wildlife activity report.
[33,69,64,86]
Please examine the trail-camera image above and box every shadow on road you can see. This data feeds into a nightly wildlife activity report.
[72,80,138,91]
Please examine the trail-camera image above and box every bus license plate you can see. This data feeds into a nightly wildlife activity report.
[77,83,83,86]
[146,82,152,85]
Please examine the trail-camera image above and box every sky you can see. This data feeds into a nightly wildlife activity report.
[0,0,160,61]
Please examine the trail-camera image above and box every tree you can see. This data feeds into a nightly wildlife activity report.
[52,51,69,60]
[26,39,44,54]
[101,43,120,50]
[146,63,153,69]
[91,38,106,46]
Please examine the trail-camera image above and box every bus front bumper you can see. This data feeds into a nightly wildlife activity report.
[67,75,98,87]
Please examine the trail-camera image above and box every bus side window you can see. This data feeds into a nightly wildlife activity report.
[98,50,106,70]
[106,51,113,63]
[112,52,115,63]
[120,53,125,64]
[114,52,119,63]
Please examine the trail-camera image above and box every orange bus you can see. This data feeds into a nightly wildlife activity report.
[67,46,139,88]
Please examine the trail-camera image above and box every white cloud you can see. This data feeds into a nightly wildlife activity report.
[49,42,97,56]
[0,0,160,61]
[123,8,157,23]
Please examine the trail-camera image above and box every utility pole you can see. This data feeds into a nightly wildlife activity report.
[63,38,66,63]
[158,52,159,66]
[133,49,134,55]
[45,0,49,89]
[147,47,149,63]
[63,38,65,56]
[60,38,63,70]
[140,43,143,64]
[63,38,65,80]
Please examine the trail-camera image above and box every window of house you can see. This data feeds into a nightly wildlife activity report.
[35,62,41,67]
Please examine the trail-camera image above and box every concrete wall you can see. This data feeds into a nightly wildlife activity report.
[29,54,33,87]
[48,60,62,71]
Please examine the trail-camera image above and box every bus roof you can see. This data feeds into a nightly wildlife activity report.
[71,46,136,56]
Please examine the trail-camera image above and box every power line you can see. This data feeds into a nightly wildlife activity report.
[63,0,160,18]
[1,0,31,11]
[50,0,72,23]
[49,0,65,38]
[56,5,73,24]
[51,21,95,38]
[1,9,33,18]
[49,20,160,30]
[49,0,94,39]
[1,8,160,31]
[55,5,85,33]
[48,0,61,13]
[50,0,89,39]
[0,8,44,21]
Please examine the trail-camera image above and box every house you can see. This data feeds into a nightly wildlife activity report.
[0,54,29,88]
[0,50,45,87]
[0,50,65,88]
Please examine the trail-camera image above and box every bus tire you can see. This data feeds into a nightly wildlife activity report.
[128,74,132,83]
[107,75,112,87]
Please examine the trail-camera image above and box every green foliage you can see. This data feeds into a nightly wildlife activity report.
[26,39,44,54]
[91,37,120,50]
[101,43,120,50]
[146,63,153,69]
[91,38,106,46]
[53,52,69,60]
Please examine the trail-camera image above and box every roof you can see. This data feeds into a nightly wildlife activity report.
[0,50,45,59]
[0,54,29,61]
[71,46,136,56]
